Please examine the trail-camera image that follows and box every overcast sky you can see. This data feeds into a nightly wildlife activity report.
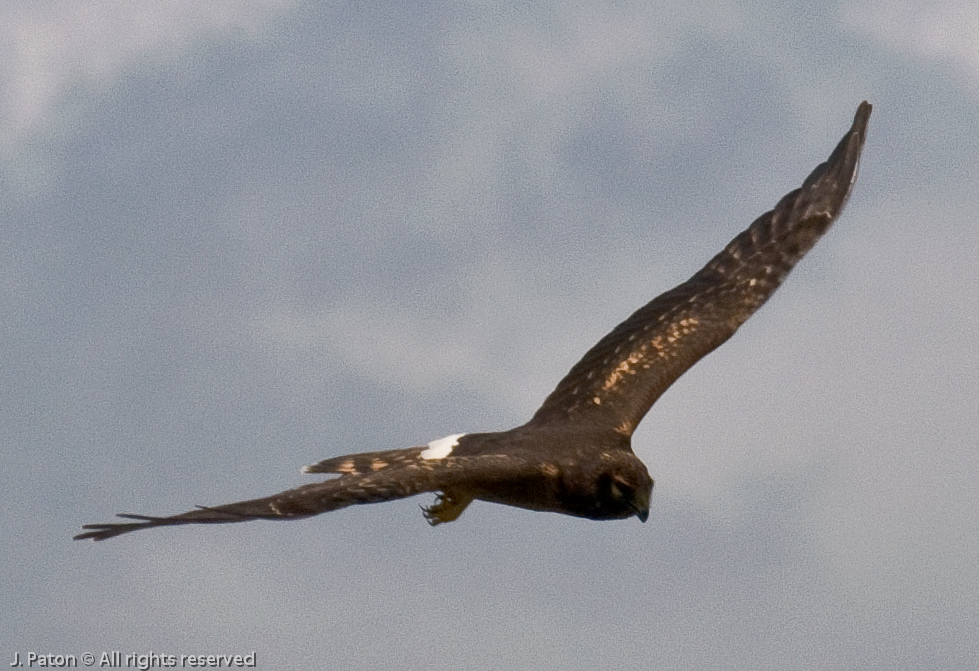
[3,1,978,669]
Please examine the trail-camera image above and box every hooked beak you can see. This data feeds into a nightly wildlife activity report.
[631,486,651,523]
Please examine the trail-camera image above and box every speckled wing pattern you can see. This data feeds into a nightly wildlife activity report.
[529,102,871,437]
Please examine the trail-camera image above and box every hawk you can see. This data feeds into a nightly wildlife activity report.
[75,102,871,541]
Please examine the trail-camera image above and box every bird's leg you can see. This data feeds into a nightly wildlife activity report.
[422,490,474,526]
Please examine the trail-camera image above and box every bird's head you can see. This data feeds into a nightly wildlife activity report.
[610,471,652,522]
[594,456,653,522]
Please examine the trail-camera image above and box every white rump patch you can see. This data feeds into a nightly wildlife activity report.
[421,433,466,460]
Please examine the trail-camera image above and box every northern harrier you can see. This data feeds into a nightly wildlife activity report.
[76,102,871,541]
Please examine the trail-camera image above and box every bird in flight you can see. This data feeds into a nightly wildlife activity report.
[76,102,871,541]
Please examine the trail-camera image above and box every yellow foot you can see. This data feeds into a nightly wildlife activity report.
[422,491,474,526]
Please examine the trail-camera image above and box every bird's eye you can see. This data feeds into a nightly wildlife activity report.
[610,476,633,501]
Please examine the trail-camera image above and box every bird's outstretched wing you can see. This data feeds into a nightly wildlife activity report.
[74,450,527,540]
[529,102,871,437]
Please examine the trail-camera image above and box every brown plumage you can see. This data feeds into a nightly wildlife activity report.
[75,102,871,541]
